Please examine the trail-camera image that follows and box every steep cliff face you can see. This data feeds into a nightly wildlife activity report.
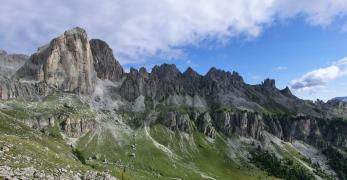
[25,114,96,138]
[196,112,216,138]
[152,107,347,150]
[14,27,96,94]
[61,117,96,138]
[0,50,28,77]
[120,67,148,101]
[321,99,347,119]
[90,39,124,82]
[0,76,49,100]
[211,111,347,148]
[159,111,195,133]
[212,110,265,139]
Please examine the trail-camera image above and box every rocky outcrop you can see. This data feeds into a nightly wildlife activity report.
[90,39,124,81]
[0,50,28,77]
[149,64,183,100]
[120,67,148,101]
[61,117,96,137]
[0,76,49,100]
[159,112,195,133]
[261,79,276,90]
[212,111,264,139]
[153,108,347,149]
[214,111,347,148]
[22,115,95,138]
[14,27,96,94]
[22,116,56,130]
[203,67,245,95]
[197,112,216,138]
[280,86,293,97]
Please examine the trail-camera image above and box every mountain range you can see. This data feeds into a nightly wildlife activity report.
[332,97,347,102]
[0,27,346,180]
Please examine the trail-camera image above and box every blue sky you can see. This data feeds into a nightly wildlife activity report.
[124,17,347,101]
[1,0,347,101]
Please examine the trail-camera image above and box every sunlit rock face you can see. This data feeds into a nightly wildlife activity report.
[14,27,96,94]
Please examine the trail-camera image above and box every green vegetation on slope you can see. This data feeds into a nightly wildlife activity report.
[250,149,315,180]
[0,92,100,176]
[1,92,337,179]
[0,92,95,123]
[76,124,277,180]
[323,146,347,180]
[0,112,91,173]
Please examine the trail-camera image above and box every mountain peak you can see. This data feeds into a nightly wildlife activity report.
[14,27,96,94]
[262,78,276,89]
[331,96,347,102]
[183,67,200,77]
[90,39,124,81]
[151,64,181,79]
[280,86,293,96]
[206,67,229,78]
[64,27,87,36]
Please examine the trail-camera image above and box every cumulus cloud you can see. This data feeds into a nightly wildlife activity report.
[1,0,347,64]
[290,57,347,90]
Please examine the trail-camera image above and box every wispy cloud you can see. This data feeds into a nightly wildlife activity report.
[274,66,288,71]
[1,0,347,64]
[251,75,263,80]
[290,57,347,90]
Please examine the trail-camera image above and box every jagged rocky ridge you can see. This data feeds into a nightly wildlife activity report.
[0,27,346,148]
[1,27,347,179]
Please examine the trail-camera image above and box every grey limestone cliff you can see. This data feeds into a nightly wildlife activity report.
[14,27,96,94]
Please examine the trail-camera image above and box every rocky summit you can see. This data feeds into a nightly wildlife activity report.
[0,27,347,180]
[14,27,96,94]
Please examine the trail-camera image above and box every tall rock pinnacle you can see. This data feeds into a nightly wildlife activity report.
[14,27,96,94]
[90,39,124,81]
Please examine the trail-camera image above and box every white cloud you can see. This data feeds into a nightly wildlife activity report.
[1,0,347,64]
[290,57,347,90]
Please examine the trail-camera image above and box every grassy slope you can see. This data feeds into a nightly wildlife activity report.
[0,112,91,173]
[0,93,96,173]
[0,93,319,179]
[76,124,276,180]
[0,92,95,122]
[269,140,334,179]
